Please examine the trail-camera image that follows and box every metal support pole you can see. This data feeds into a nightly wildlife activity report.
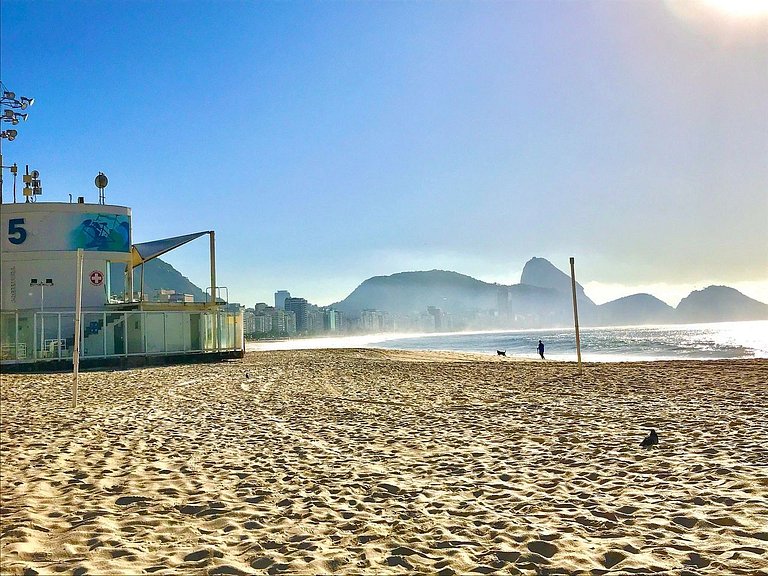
[72,249,84,408]
[570,257,583,375]
[209,231,219,352]
[209,231,216,305]
[40,285,44,356]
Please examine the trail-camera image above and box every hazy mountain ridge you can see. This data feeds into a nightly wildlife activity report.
[134,257,768,327]
[334,258,768,327]
[676,286,768,324]
[338,270,500,315]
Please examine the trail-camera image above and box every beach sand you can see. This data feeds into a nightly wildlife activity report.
[1,349,767,575]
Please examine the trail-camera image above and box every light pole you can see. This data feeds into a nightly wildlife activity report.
[1,84,35,203]
[31,278,54,356]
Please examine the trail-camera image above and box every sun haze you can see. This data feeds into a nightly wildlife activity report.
[1,1,766,306]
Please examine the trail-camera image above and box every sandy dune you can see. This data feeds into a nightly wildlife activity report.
[2,349,767,575]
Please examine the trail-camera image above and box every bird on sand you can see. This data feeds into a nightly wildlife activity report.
[640,429,658,447]
[245,372,250,379]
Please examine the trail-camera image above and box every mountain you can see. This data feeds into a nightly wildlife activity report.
[333,263,598,328]
[333,270,500,316]
[598,293,675,326]
[332,259,768,329]
[111,258,207,301]
[520,257,593,305]
[675,286,768,323]
[518,257,597,323]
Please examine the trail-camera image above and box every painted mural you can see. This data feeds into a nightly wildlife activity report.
[70,213,131,251]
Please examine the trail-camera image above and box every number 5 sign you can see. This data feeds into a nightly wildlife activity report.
[89,270,104,286]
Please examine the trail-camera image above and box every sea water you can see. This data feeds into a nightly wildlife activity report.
[248,320,768,361]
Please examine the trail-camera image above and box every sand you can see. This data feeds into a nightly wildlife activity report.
[1,349,767,575]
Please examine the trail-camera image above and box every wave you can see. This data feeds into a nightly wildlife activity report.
[247,320,768,361]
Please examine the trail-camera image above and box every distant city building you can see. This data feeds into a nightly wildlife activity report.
[279,309,297,335]
[307,307,324,333]
[284,297,309,332]
[243,308,256,334]
[251,303,297,336]
[323,308,342,332]
[427,306,445,331]
[360,309,386,332]
[274,290,291,310]
[497,287,510,319]
[253,314,272,334]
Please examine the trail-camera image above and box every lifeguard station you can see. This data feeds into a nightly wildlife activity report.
[0,88,244,371]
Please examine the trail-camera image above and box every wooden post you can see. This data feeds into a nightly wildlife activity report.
[570,257,583,375]
[72,249,84,408]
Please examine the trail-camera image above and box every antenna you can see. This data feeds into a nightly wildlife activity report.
[22,165,42,201]
[95,172,108,204]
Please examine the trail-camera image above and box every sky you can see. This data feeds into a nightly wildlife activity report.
[2,0,767,307]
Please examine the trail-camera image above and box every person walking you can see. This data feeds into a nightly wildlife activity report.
[537,340,545,359]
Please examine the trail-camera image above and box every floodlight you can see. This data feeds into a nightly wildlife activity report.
[16,113,28,122]
[3,91,15,99]
[20,96,34,107]
[2,110,12,118]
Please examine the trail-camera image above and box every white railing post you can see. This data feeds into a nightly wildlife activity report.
[72,248,84,408]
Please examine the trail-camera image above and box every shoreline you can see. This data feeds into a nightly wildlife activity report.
[245,320,768,361]
[2,350,767,575]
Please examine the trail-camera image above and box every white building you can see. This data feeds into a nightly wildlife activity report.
[0,200,244,369]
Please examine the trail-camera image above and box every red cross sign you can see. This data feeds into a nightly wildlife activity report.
[89,270,104,286]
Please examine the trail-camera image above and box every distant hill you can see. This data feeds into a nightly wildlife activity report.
[521,257,594,306]
[333,259,768,329]
[333,270,500,316]
[675,286,768,323]
[333,264,597,328]
[598,293,675,326]
[111,258,207,301]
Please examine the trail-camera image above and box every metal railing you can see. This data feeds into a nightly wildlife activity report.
[0,308,243,363]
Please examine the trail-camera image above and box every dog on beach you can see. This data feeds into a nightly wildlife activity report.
[497,350,506,357]
[640,429,658,448]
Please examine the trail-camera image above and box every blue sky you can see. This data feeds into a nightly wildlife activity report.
[2,0,767,306]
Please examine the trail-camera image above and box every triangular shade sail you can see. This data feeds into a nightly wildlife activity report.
[131,231,209,268]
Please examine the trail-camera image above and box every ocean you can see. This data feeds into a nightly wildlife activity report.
[248,320,768,361]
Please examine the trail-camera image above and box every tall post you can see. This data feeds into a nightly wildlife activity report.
[40,284,45,356]
[72,249,84,408]
[209,231,219,351]
[570,257,583,375]
[209,231,216,304]
[127,263,134,302]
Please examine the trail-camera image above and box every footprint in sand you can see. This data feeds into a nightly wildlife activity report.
[527,540,558,558]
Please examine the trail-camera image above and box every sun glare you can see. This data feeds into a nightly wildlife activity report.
[700,0,768,18]
[666,0,768,42]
